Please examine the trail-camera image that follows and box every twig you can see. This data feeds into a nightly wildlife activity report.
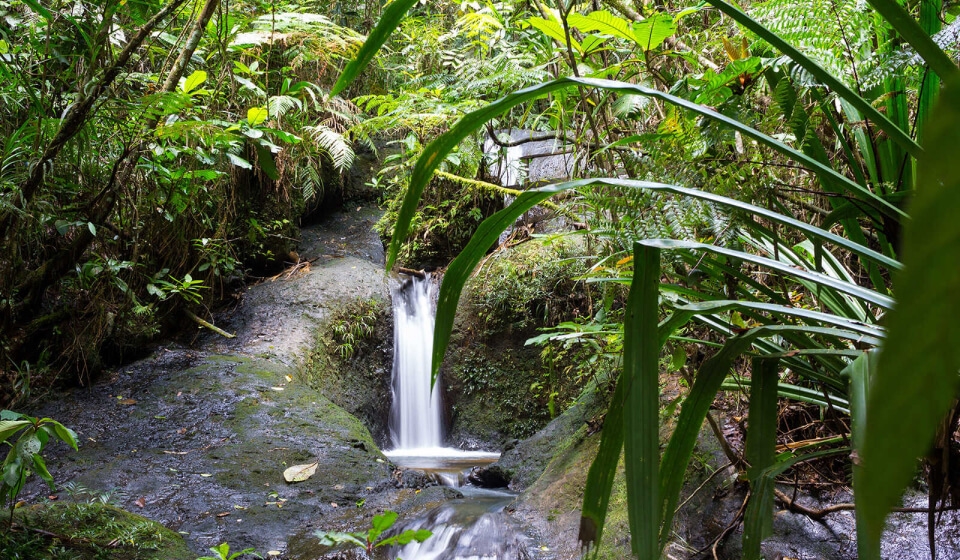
[185,310,235,338]
[397,267,426,279]
[675,461,735,514]
[774,488,960,520]
[693,488,750,559]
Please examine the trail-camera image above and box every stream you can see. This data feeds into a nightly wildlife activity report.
[16,206,960,559]
[382,274,532,560]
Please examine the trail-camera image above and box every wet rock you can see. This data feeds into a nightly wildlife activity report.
[397,469,438,489]
[467,465,511,488]
[493,386,602,491]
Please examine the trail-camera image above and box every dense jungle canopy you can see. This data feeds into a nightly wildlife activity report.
[1,0,960,558]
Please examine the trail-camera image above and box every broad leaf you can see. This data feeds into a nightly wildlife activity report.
[255,144,279,180]
[0,420,30,444]
[247,107,268,126]
[181,70,207,95]
[858,86,960,559]
[526,17,582,52]
[567,11,635,43]
[631,13,676,51]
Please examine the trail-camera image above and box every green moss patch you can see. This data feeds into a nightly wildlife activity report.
[4,502,194,560]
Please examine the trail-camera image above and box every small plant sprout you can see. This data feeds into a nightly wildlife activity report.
[195,542,261,560]
[315,510,431,553]
[1,410,78,526]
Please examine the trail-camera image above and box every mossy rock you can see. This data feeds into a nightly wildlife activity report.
[5,502,194,560]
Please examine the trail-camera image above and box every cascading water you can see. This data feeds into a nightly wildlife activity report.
[384,273,534,559]
[389,274,444,450]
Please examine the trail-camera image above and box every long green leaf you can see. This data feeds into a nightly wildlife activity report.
[643,239,894,310]
[623,244,661,559]
[578,372,627,550]
[720,379,852,413]
[843,352,874,559]
[657,334,754,547]
[702,0,923,158]
[330,0,419,97]
[431,188,557,379]
[858,87,960,559]
[569,178,900,271]
[667,299,886,340]
[742,358,780,559]
[388,77,905,270]
[863,0,960,88]
[657,321,869,546]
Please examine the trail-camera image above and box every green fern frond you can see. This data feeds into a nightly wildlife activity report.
[304,125,355,172]
[268,95,302,118]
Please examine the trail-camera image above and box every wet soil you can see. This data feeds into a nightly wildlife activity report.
[19,207,407,556]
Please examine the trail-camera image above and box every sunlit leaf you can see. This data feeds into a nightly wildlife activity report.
[181,70,207,95]
[247,106,268,126]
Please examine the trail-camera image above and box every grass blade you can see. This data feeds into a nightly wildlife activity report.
[858,87,960,559]
[578,373,627,550]
[388,78,905,270]
[742,357,780,559]
[432,188,557,379]
[330,0,419,97]
[623,243,661,559]
[642,239,894,310]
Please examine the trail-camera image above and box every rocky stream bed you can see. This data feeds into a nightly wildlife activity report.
[12,207,960,560]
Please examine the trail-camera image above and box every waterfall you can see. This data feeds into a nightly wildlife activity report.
[389,274,444,450]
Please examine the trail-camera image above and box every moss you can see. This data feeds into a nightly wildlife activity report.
[445,346,549,445]
[5,502,194,560]
[299,296,393,446]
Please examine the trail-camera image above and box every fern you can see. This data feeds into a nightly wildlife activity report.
[268,95,302,118]
[304,125,355,172]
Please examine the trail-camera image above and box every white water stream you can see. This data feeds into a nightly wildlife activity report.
[385,274,529,559]
[389,274,444,450]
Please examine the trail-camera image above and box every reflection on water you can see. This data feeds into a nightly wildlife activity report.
[382,492,529,560]
[386,448,500,488]
[383,449,533,560]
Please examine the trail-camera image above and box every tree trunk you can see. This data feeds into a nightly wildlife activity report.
[160,0,221,94]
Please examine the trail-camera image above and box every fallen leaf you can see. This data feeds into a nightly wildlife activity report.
[233,505,247,510]
[200,473,213,477]
[330,502,338,508]
[48,495,58,501]
[268,551,281,557]
[283,461,318,483]
[163,451,188,455]
[135,497,146,508]
[177,427,187,435]
[284,375,292,382]
[270,386,284,392]
[216,512,230,518]
[119,398,137,406]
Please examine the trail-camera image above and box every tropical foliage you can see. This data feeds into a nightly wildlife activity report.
[0,0,375,406]
[336,0,960,558]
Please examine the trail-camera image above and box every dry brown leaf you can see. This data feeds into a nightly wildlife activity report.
[119,399,137,406]
[134,497,146,508]
[283,461,319,483]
